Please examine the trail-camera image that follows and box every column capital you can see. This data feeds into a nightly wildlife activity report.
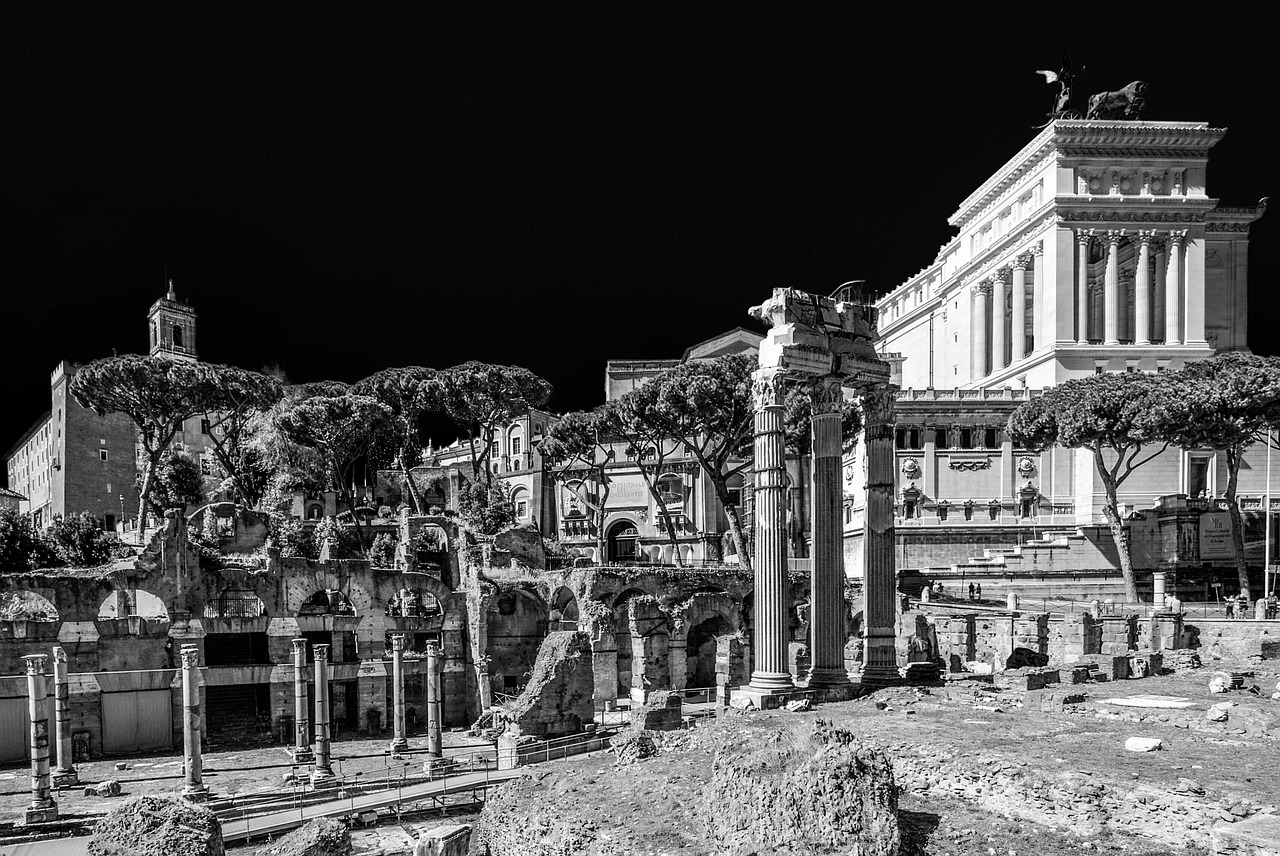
[1076,228,1095,245]
[1168,229,1188,245]
[751,368,789,409]
[973,280,992,297]
[1011,255,1030,271]
[179,646,200,668]
[1032,240,1045,257]
[52,647,67,665]
[313,643,330,662]
[1136,229,1158,244]
[806,376,846,415]
[1106,229,1126,245]
[390,633,406,652]
[991,269,1010,285]
[291,637,308,655]
[23,654,47,675]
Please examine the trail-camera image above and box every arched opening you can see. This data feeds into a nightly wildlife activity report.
[385,588,443,618]
[97,590,169,621]
[172,324,184,348]
[298,589,357,616]
[686,615,732,689]
[0,590,59,622]
[306,503,324,520]
[510,486,530,521]
[656,473,684,509]
[203,589,266,619]
[606,519,639,563]
[549,586,579,630]
[486,589,548,699]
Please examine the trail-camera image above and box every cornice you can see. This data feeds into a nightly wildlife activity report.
[1205,197,1268,233]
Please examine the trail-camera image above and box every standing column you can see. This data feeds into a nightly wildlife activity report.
[992,272,1008,370]
[1134,231,1154,345]
[311,644,333,784]
[972,282,991,378]
[1184,232,1206,344]
[50,648,76,788]
[747,368,793,694]
[23,655,57,824]
[179,645,207,802]
[426,643,443,759]
[1103,230,1123,345]
[1076,230,1092,343]
[1153,239,1168,343]
[389,634,408,753]
[1031,241,1044,353]
[1165,230,1185,345]
[1120,269,1135,342]
[1011,258,1028,362]
[860,388,900,685]
[290,639,313,763]
[806,377,849,688]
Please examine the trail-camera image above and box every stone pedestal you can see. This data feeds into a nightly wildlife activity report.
[290,638,314,764]
[50,647,77,788]
[179,645,208,802]
[311,644,334,785]
[859,390,901,686]
[746,368,794,699]
[389,634,408,753]
[1152,571,1167,607]
[806,378,851,688]
[23,655,57,824]
[426,644,443,760]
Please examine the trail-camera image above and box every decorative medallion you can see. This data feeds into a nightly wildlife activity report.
[1016,456,1036,477]
[901,457,922,479]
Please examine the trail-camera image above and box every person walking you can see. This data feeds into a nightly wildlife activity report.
[968,583,975,601]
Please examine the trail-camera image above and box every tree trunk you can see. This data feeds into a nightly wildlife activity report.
[1224,446,1252,601]
[638,464,683,567]
[1095,449,1140,603]
[401,456,423,514]
[710,476,752,571]
[137,457,157,543]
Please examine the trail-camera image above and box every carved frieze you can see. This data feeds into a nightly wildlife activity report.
[948,458,992,472]
[1061,211,1205,224]
[751,368,789,409]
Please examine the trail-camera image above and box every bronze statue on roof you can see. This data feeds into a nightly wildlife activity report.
[1035,50,1084,127]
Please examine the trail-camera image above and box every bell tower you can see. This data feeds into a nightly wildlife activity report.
[147,280,198,361]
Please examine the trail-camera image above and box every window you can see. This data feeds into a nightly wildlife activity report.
[935,428,949,449]
[516,500,528,517]
[1188,453,1213,498]
[490,440,500,457]
[984,428,998,449]
[201,418,211,435]
[99,449,109,462]
[511,437,521,457]
[172,324,183,348]
[959,428,973,449]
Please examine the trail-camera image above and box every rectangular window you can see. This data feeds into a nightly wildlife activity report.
[100,449,109,462]
[511,437,521,457]
[935,428,949,449]
[201,418,211,435]
[1188,454,1213,498]
[984,428,998,449]
[960,428,973,449]
[516,500,528,517]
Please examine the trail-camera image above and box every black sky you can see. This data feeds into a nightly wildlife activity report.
[3,2,1275,475]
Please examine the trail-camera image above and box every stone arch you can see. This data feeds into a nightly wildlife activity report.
[385,588,443,618]
[0,590,60,621]
[609,588,648,698]
[203,588,266,619]
[649,545,664,564]
[305,502,325,520]
[606,518,640,563]
[549,585,579,630]
[297,589,357,617]
[487,588,549,698]
[686,614,734,688]
[510,485,531,521]
[97,589,169,621]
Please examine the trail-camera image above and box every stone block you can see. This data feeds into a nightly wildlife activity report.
[502,631,595,739]
[632,690,684,731]
[1211,812,1280,855]
[1108,656,1130,681]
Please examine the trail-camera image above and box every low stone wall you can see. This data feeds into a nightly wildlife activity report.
[1183,620,1280,660]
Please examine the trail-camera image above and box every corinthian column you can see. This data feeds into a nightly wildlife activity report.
[1166,230,1185,345]
[389,634,408,753]
[179,645,207,802]
[1153,239,1168,343]
[291,639,313,763]
[1076,230,1093,343]
[1134,230,1155,345]
[1031,242,1044,353]
[1104,230,1123,345]
[747,367,793,694]
[859,387,900,685]
[991,272,1008,370]
[805,377,849,688]
[1011,258,1028,362]
[23,655,57,823]
[51,647,76,788]
[972,282,991,377]
[311,644,334,784]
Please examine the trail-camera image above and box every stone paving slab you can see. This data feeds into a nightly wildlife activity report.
[1097,694,1197,709]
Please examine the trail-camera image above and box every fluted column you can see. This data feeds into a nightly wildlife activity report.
[992,272,1008,370]
[806,377,849,687]
[1165,230,1185,345]
[1134,231,1154,345]
[1153,239,1168,343]
[1076,230,1093,343]
[311,643,333,783]
[748,368,793,693]
[1120,269,1135,342]
[1031,242,1044,353]
[859,388,899,685]
[390,634,408,752]
[1184,232,1206,344]
[1011,258,1028,362]
[23,655,57,823]
[291,639,313,763]
[50,648,76,788]
[1104,230,1123,345]
[179,645,207,802]
[426,643,444,758]
[972,282,991,377]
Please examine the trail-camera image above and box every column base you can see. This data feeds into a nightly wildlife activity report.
[290,747,315,765]
[24,804,59,824]
[52,769,79,788]
[310,768,336,787]
[735,685,815,711]
[422,756,457,779]
[747,670,794,693]
[804,667,851,689]
[181,784,209,803]
[857,664,904,687]
[388,737,409,754]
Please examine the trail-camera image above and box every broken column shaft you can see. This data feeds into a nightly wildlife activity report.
[426,643,443,758]
[806,377,850,687]
[291,638,313,763]
[748,367,794,694]
[311,643,334,783]
[859,390,901,685]
[51,647,77,787]
[390,634,408,753]
[23,655,57,823]
[179,645,208,802]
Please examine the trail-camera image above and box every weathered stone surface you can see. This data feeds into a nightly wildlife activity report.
[501,631,594,739]
[84,780,122,797]
[254,817,350,856]
[1124,737,1163,752]
[89,796,224,856]
[611,731,658,765]
[701,718,899,856]
[1212,813,1280,855]
[492,524,545,569]
[631,690,684,731]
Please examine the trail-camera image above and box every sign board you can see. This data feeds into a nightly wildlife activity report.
[1199,511,1234,560]
[604,478,648,508]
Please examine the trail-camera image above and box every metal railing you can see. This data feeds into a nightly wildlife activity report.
[998,596,1278,621]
